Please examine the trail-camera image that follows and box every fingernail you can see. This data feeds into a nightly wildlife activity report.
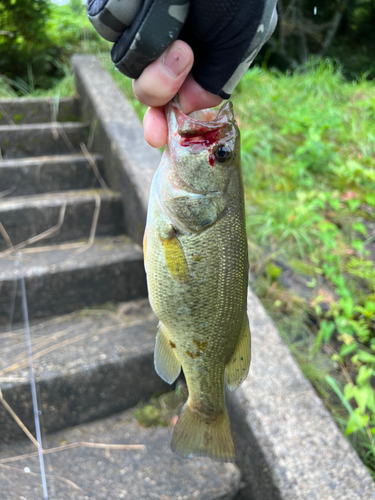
[163,45,190,78]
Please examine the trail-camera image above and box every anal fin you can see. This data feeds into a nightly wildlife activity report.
[226,315,251,391]
[155,322,181,384]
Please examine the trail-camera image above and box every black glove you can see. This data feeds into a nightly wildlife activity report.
[87,0,277,98]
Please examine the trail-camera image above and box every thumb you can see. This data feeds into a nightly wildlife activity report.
[133,40,193,108]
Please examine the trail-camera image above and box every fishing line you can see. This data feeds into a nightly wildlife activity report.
[16,256,49,499]
[7,278,17,332]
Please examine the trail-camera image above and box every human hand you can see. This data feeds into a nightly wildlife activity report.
[133,40,222,148]
[87,0,278,148]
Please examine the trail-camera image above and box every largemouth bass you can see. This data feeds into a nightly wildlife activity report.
[144,98,250,462]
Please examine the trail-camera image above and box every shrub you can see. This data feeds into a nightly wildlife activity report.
[0,0,65,91]
[0,0,106,93]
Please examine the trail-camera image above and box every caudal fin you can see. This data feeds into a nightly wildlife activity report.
[171,402,235,462]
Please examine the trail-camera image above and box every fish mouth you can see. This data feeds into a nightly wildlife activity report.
[168,97,234,138]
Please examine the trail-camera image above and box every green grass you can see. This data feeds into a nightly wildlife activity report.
[232,60,375,476]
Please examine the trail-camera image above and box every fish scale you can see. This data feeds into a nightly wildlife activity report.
[144,97,250,462]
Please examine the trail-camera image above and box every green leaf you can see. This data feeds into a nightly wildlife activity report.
[352,239,364,253]
[346,408,369,435]
[344,383,355,401]
[329,198,341,211]
[347,199,361,212]
[322,262,336,278]
[350,319,370,343]
[325,376,366,438]
[340,296,354,318]
[335,316,354,336]
[367,390,375,414]
[339,343,357,358]
[315,320,335,351]
[353,386,371,414]
[352,221,367,236]
[365,301,375,313]
[365,194,375,207]
[356,365,374,386]
[357,350,375,364]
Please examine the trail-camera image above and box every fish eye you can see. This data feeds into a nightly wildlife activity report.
[214,144,232,163]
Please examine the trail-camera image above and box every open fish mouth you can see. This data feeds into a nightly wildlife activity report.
[168,97,234,138]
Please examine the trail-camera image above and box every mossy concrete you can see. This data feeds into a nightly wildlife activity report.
[0,154,104,197]
[0,235,147,324]
[0,122,88,159]
[0,189,124,251]
[0,97,79,125]
[0,300,165,443]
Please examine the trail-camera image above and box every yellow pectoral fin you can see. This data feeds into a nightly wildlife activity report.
[160,230,189,283]
[226,315,251,391]
[154,322,181,384]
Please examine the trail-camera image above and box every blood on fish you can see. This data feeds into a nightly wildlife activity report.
[209,154,215,166]
[180,129,220,148]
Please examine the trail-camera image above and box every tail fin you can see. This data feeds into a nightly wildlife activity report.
[171,402,235,462]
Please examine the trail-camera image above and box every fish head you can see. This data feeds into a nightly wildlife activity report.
[166,98,240,195]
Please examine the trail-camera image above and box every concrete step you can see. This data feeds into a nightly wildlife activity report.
[0,407,241,499]
[0,189,124,251]
[0,154,105,197]
[0,97,79,125]
[0,122,89,159]
[0,235,147,324]
[0,299,164,442]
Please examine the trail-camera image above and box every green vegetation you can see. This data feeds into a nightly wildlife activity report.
[232,61,375,476]
[135,383,188,428]
[0,0,53,90]
[0,0,109,94]
[263,0,375,77]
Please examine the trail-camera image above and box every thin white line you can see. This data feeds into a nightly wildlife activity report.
[17,256,49,499]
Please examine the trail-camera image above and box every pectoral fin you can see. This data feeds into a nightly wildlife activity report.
[154,322,181,384]
[160,229,189,283]
[225,315,251,391]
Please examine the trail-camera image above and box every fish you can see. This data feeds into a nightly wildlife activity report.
[143,97,250,462]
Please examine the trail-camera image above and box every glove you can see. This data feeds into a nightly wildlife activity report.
[87,0,277,98]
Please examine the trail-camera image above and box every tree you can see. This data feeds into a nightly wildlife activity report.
[264,0,375,75]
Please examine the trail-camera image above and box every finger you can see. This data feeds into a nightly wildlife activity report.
[143,74,224,149]
[143,107,168,149]
[133,40,194,108]
[179,74,223,115]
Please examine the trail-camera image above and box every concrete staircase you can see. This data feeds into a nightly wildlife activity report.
[0,96,242,498]
[0,97,147,322]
